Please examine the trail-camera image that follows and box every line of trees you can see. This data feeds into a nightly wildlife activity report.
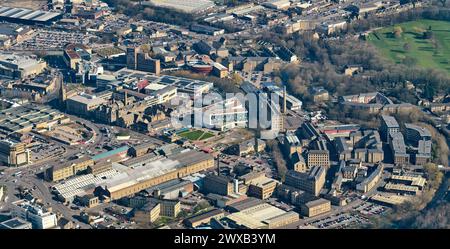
[103,0,195,26]
[342,6,450,35]
[264,29,450,107]
[266,139,288,181]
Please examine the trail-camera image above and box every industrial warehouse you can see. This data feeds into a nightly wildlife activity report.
[0,7,62,25]
[52,149,214,202]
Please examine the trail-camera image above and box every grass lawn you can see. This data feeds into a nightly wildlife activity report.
[368,19,450,75]
[178,130,214,141]
[198,131,215,140]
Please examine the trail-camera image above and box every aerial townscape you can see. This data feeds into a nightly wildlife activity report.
[0,0,449,231]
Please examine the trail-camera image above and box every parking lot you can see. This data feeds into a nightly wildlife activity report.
[353,202,388,216]
[13,29,92,50]
[305,212,370,229]
[238,71,275,88]
[30,141,65,163]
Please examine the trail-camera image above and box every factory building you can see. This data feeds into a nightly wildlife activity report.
[247,177,279,200]
[300,198,331,218]
[0,104,66,133]
[404,124,432,165]
[47,157,95,182]
[145,179,194,200]
[356,164,384,193]
[66,93,107,117]
[96,150,214,200]
[203,174,234,196]
[128,142,157,157]
[388,132,409,165]
[224,202,299,229]
[307,150,330,168]
[134,201,161,224]
[132,197,181,224]
[283,133,302,157]
[262,0,292,10]
[190,24,225,36]
[380,115,400,142]
[184,209,226,228]
[335,130,384,164]
[284,166,326,196]
[0,139,31,167]
[0,7,62,25]
[0,52,47,79]
[404,123,432,146]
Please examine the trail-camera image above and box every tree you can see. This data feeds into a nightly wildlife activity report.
[403,43,411,52]
[438,0,447,7]
[423,163,443,190]
[393,26,403,38]
[266,140,288,181]
[423,26,434,39]
[411,202,450,228]
[193,201,211,214]
[231,73,243,85]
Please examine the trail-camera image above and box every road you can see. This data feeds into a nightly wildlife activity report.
[0,110,170,228]
[0,111,107,227]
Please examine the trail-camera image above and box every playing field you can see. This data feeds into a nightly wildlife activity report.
[178,130,214,141]
[368,19,450,75]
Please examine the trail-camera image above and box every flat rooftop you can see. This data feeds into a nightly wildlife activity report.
[370,193,409,206]
[382,115,399,128]
[144,0,215,13]
[0,217,31,229]
[115,68,213,95]
[405,123,431,138]
[390,133,407,154]
[104,150,212,193]
[226,197,264,212]
[67,94,107,106]
[0,104,64,132]
[0,6,61,23]
[226,203,295,229]
[0,52,44,70]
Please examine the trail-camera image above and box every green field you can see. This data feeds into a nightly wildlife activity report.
[179,130,214,141]
[368,19,450,75]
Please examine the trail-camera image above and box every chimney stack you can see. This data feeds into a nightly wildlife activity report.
[283,85,287,114]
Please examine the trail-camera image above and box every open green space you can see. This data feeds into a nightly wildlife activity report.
[178,130,214,141]
[368,19,450,75]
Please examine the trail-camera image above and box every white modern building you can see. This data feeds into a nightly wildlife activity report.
[11,200,57,229]
[200,97,248,131]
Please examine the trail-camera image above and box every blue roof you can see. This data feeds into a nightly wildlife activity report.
[91,146,129,161]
